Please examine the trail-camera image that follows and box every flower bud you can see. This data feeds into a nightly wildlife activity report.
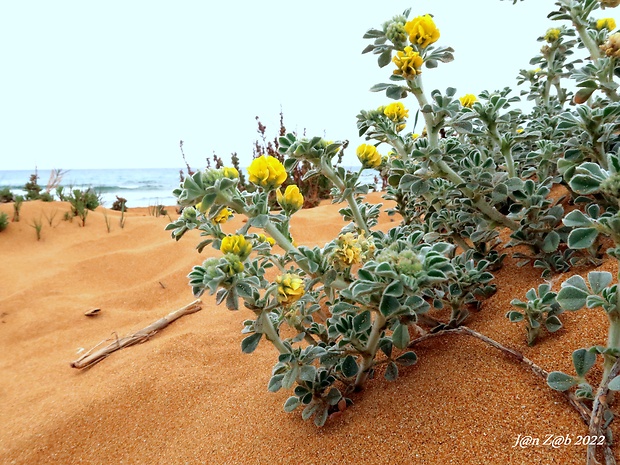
[276,184,304,214]
[356,144,382,169]
[223,253,244,276]
[182,206,198,220]
[544,28,561,43]
[276,273,305,305]
[600,0,620,8]
[257,234,275,246]
[247,155,288,191]
[220,234,252,260]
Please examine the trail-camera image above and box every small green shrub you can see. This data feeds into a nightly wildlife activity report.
[0,212,8,232]
[24,172,42,200]
[0,188,14,203]
[66,188,100,226]
[12,196,23,222]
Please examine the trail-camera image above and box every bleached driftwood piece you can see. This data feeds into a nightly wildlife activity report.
[70,299,202,369]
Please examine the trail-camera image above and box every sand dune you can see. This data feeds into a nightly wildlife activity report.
[0,195,615,464]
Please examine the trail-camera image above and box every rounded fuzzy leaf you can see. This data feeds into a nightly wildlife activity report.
[384,361,399,381]
[547,371,578,391]
[567,227,599,249]
[395,351,418,366]
[569,174,602,195]
[572,348,596,378]
[563,209,593,228]
[342,355,359,378]
[392,324,410,350]
[353,310,372,333]
[556,285,588,311]
[380,294,401,316]
[241,333,262,353]
[542,231,560,253]
[545,315,563,333]
[608,376,620,391]
[283,396,300,413]
[506,311,524,322]
[588,271,613,295]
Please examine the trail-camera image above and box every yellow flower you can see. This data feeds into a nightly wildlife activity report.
[404,14,440,48]
[383,102,409,122]
[223,253,244,276]
[276,184,304,214]
[276,273,305,305]
[392,46,423,80]
[459,94,477,108]
[544,28,561,43]
[257,234,275,246]
[601,32,620,58]
[220,234,252,260]
[597,18,617,30]
[412,133,420,139]
[247,155,288,191]
[330,232,374,271]
[516,128,525,134]
[222,167,239,179]
[212,208,232,224]
[356,144,382,169]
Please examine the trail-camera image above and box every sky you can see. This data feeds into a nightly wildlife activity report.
[1,0,618,171]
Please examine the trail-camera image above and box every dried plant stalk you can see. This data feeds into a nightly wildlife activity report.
[71,299,202,369]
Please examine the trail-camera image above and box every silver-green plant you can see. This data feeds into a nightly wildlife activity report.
[507,283,563,346]
[167,4,620,455]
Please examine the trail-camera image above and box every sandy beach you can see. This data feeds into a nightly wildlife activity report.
[0,195,616,464]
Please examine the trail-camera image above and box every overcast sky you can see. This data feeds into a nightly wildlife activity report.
[2,1,618,171]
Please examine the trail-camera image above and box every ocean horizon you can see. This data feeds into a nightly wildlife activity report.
[0,166,375,208]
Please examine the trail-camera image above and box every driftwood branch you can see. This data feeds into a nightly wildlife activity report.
[408,326,620,462]
[71,299,202,369]
[588,357,620,465]
[408,326,592,422]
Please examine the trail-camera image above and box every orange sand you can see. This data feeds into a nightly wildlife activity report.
[0,195,615,464]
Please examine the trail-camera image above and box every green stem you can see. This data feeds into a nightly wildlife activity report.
[354,312,387,389]
[489,125,515,179]
[408,77,519,231]
[259,311,290,354]
[319,158,370,236]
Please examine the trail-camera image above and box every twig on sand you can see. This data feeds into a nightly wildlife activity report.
[70,299,202,369]
[588,357,620,465]
[408,326,620,463]
[408,326,591,423]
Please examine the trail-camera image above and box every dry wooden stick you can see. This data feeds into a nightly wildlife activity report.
[408,326,591,423]
[70,299,202,369]
[588,357,620,465]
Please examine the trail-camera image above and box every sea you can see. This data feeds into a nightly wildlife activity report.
[0,167,377,208]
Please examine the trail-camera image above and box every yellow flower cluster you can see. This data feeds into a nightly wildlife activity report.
[459,94,477,108]
[601,32,620,58]
[222,167,239,179]
[276,273,305,305]
[392,46,423,80]
[597,18,617,30]
[544,28,561,43]
[356,144,382,169]
[212,208,232,224]
[404,14,440,48]
[220,234,252,260]
[256,234,275,246]
[330,232,375,271]
[383,102,409,122]
[276,184,304,214]
[247,155,287,191]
